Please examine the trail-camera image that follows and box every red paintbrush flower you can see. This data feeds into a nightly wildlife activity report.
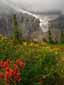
[16,59,25,69]
[0,73,4,79]
[0,60,9,69]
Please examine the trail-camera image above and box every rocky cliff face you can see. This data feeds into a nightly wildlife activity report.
[0,15,13,37]
[0,13,44,41]
[0,13,64,43]
[48,15,64,43]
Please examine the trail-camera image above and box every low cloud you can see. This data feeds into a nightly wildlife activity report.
[0,0,63,13]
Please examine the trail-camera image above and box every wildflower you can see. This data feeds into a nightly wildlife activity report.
[14,64,18,69]
[16,59,25,69]
[0,59,24,83]
[16,74,21,82]
[5,67,13,81]
[0,60,9,69]
[13,69,18,76]
[29,43,34,46]
[23,42,27,46]
[5,71,9,81]
[13,67,21,82]
[0,73,4,79]
[14,72,21,82]
[8,69,13,77]
[13,65,19,76]
[3,61,9,68]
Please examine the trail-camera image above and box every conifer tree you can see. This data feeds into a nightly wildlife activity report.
[13,15,22,42]
[48,29,53,43]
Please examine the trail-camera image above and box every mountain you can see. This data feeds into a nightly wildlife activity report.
[0,1,64,43]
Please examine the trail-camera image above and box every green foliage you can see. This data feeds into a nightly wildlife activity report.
[43,73,64,85]
[21,51,58,85]
[0,35,64,84]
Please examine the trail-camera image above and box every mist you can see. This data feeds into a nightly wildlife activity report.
[0,0,63,13]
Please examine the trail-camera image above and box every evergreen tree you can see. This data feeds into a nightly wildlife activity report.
[13,15,22,42]
[48,29,53,43]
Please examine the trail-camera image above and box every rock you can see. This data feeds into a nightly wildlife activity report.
[0,13,42,41]
[0,13,64,43]
[48,15,64,43]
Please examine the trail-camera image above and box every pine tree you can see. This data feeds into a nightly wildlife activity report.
[48,29,53,43]
[13,15,22,42]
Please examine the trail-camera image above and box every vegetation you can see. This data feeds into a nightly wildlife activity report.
[0,15,64,84]
[48,30,54,43]
[0,34,64,85]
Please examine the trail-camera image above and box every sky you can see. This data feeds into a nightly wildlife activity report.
[0,0,63,12]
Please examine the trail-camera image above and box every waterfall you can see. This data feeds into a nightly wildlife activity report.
[12,8,49,32]
[3,0,49,32]
[14,8,49,32]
